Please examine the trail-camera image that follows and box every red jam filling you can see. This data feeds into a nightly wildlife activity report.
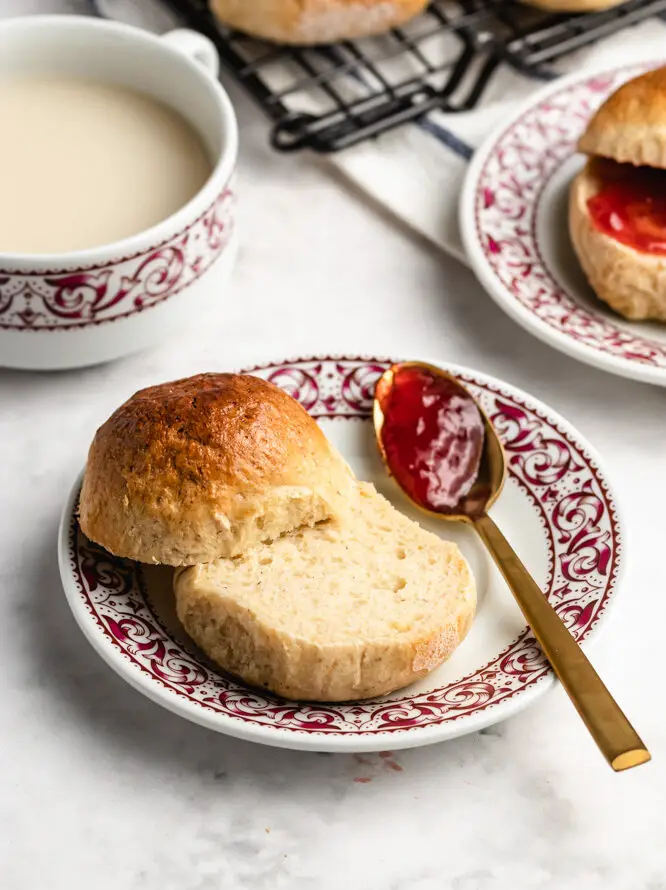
[587,161,666,255]
[376,366,485,513]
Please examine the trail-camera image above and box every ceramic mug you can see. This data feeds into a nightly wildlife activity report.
[0,16,238,371]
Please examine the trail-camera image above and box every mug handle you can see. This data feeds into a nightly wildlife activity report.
[160,29,220,78]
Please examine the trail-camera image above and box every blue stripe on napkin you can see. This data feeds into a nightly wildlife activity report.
[417,116,473,159]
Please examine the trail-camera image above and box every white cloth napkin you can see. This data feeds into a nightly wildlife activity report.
[331,28,666,263]
[34,0,666,264]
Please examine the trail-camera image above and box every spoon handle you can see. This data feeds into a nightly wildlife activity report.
[474,512,650,771]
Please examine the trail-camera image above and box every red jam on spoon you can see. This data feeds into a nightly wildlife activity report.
[588,161,666,255]
[376,365,485,513]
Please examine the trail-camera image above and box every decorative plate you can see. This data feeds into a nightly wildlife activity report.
[58,356,623,751]
[460,62,666,387]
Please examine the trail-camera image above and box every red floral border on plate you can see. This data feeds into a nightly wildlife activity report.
[66,357,621,736]
[0,184,235,332]
[474,64,666,369]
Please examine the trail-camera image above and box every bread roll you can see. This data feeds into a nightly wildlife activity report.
[569,160,666,321]
[519,0,623,13]
[578,66,666,169]
[175,482,476,701]
[569,66,666,321]
[79,373,354,566]
[210,0,430,45]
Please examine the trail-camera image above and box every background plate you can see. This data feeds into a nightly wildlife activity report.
[460,63,666,387]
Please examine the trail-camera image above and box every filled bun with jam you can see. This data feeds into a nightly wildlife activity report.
[570,66,666,321]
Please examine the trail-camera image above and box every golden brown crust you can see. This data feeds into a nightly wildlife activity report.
[569,161,666,321]
[79,373,354,565]
[578,66,666,168]
[519,0,622,11]
[209,0,429,45]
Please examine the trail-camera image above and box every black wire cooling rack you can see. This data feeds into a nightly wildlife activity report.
[162,0,666,152]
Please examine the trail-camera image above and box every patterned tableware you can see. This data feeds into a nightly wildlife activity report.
[0,17,238,370]
[58,356,623,751]
[460,62,666,387]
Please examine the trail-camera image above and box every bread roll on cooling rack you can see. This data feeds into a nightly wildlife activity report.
[209,0,430,45]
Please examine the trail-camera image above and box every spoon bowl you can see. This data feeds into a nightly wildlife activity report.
[374,361,505,521]
[373,360,650,772]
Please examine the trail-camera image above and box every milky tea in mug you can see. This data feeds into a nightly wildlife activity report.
[0,76,212,254]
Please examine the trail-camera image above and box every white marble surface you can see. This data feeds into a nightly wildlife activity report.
[1,4,666,889]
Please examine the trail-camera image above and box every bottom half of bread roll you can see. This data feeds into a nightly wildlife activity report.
[175,482,476,701]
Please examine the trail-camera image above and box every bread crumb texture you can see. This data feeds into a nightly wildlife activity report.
[176,482,476,701]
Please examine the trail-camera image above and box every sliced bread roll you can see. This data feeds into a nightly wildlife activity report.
[79,373,354,566]
[175,482,476,701]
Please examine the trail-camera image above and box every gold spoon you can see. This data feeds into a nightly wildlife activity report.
[374,361,650,772]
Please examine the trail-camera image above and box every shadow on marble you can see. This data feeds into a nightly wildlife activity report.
[22,517,525,793]
[0,359,120,402]
[423,257,666,433]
